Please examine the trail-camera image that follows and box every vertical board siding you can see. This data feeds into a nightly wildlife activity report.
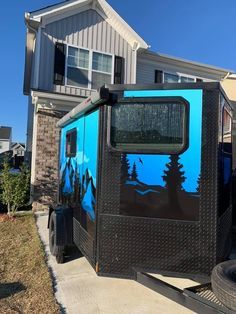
[38,9,134,96]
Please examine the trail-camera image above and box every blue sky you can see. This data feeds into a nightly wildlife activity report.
[0,0,236,143]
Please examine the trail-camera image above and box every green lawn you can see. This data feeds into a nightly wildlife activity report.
[0,213,59,313]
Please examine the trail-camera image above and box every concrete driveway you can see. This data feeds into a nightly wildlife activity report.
[36,212,196,314]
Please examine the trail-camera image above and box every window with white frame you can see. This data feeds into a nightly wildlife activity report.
[66,46,113,89]
[92,52,112,90]
[164,72,195,83]
[67,47,89,88]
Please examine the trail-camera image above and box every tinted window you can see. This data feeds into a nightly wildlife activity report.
[110,101,188,153]
[66,128,77,157]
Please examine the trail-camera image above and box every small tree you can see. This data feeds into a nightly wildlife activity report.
[0,161,30,216]
[131,162,138,181]
[121,154,130,184]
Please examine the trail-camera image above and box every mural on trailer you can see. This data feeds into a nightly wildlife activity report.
[120,89,203,221]
[59,110,99,225]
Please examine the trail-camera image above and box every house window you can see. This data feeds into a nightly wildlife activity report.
[110,99,189,154]
[67,47,89,88]
[180,76,195,83]
[66,128,77,157]
[66,46,113,89]
[164,72,196,83]
[164,73,179,83]
[92,52,112,90]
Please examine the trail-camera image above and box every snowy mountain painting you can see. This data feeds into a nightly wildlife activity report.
[120,153,200,221]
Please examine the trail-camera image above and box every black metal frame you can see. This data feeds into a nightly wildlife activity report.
[106,96,190,155]
[96,83,233,278]
[135,271,235,314]
[56,82,233,282]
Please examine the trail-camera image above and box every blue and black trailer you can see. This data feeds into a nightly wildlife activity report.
[48,82,234,310]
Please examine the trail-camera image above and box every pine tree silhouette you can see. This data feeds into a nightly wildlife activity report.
[121,153,130,184]
[196,174,201,193]
[162,155,186,208]
[131,162,138,181]
[73,163,81,204]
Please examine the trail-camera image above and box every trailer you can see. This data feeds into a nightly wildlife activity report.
[48,82,235,312]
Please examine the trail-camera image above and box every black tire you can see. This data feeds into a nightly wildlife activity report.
[55,246,65,264]
[211,260,236,311]
[49,212,65,263]
[49,211,56,256]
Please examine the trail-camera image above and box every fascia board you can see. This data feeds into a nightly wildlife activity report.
[28,0,149,50]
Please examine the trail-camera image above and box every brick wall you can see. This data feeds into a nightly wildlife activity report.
[32,109,66,211]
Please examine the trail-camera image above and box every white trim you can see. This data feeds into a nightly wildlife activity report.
[162,70,212,83]
[163,71,196,83]
[97,0,148,49]
[28,0,149,50]
[30,0,91,19]
[31,90,85,103]
[41,4,93,27]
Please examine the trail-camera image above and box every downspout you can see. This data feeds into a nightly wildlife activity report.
[23,14,40,94]
[132,42,138,84]
[133,42,151,84]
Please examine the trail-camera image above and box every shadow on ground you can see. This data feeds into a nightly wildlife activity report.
[0,282,26,299]
[64,245,83,263]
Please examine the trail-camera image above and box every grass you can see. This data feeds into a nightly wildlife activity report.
[0,213,60,313]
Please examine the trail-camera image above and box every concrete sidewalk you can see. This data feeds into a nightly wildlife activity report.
[36,212,196,314]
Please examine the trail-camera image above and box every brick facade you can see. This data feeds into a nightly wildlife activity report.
[32,109,66,211]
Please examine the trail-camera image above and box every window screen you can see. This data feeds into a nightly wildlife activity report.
[110,101,188,153]
[66,128,77,157]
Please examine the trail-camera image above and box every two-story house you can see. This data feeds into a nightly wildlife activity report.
[0,126,12,154]
[24,0,234,211]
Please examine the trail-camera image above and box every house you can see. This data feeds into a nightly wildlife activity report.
[0,126,12,154]
[24,0,234,211]
[11,142,25,157]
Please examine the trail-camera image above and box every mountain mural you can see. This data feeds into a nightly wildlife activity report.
[120,154,199,221]
[59,158,96,222]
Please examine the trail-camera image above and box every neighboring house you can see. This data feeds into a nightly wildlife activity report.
[0,126,12,154]
[24,0,234,211]
[221,74,236,168]
[11,142,25,157]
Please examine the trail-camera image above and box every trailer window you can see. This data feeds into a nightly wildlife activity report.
[110,101,188,153]
[66,128,77,157]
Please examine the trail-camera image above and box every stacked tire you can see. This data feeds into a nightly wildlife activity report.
[211,260,236,311]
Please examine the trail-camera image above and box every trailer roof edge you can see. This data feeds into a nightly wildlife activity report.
[57,87,110,128]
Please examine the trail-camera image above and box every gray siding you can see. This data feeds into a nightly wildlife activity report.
[136,59,156,84]
[38,9,135,96]
[136,57,224,84]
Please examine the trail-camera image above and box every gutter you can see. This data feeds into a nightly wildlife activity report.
[23,14,41,95]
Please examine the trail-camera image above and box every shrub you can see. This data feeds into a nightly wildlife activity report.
[0,161,30,216]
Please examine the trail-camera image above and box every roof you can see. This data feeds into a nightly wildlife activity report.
[139,50,233,77]
[0,126,12,140]
[26,0,149,50]
[11,142,25,149]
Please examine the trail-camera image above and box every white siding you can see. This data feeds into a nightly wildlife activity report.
[38,9,135,96]
[0,141,10,154]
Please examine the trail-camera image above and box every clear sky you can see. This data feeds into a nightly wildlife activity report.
[0,0,236,143]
